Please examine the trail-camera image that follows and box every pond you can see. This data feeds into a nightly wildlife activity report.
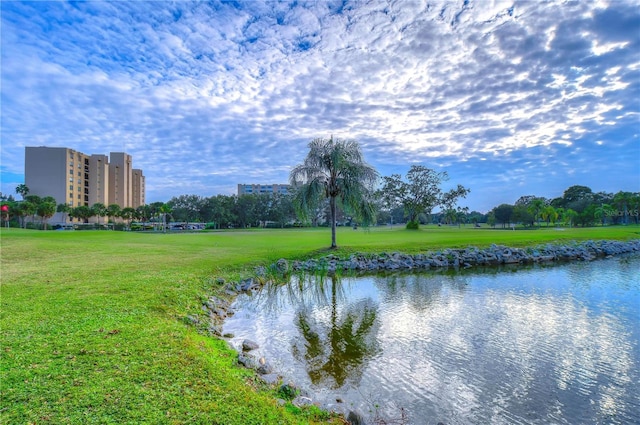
[223,255,640,424]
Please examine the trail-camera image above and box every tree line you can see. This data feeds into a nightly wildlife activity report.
[3,139,638,247]
[487,186,640,228]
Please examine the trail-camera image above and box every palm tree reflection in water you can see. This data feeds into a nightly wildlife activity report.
[284,275,381,389]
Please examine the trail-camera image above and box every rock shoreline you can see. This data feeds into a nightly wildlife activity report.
[288,239,640,274]
[194,239,640,424]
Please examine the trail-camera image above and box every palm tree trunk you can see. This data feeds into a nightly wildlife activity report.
[330,196,337,248]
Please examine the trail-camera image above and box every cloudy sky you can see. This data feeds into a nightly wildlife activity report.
[1,0,638,212]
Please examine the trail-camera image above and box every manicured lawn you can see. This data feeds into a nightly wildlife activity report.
[2,225,638,424]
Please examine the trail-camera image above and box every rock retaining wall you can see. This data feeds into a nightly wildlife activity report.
[288,239,640,274]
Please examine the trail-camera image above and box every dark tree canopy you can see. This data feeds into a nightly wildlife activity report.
[379,165,469,228]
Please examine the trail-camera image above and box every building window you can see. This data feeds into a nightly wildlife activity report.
[69,170,73,175]
[69,185,73,190]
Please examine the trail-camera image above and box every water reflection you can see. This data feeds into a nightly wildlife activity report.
[372,273,470,312]
[224,256,640,424]
[293,296,379,388]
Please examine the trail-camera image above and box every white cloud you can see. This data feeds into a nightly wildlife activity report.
[1,0,638,210]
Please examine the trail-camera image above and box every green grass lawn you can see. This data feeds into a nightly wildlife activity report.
[2,225,639,424]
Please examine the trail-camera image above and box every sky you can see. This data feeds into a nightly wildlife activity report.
[1,0,639,213]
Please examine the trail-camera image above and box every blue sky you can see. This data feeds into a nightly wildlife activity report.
[1,0,638,212]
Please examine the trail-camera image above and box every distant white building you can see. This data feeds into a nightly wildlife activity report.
[237,183,290,196]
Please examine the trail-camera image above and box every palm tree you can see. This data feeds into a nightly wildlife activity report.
[120,207,137,230]
[563,208,578,228]
[290,136,378,249]
[136,204,151,226]
[541,205,558,227]
[37,196,57,230]
[15,184,29,200]
[72,205,93,224]
[107,204,121,224]
[57,203,71,225]
[528,198,545,227]
[159,203,172,232]
[594,204,613,226]
[92,203,107,225]
[613,191,632,225]
[24,195,41,226]
[16,201,35,228]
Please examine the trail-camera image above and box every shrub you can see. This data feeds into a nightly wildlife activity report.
[405,220,419,230]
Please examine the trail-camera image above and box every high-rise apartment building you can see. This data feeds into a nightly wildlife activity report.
[24,147,145,223]
[237,183,291,196]
[132,169,145,208]
[108,152,132,209]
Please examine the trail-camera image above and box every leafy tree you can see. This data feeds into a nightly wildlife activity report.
[15,184,29,200]
[492,204,514,228]
[268,193,295,228]
[562,185,593,205]
[37,196,57,230]
[467,211,486,226]
[487,212,497,228]
[515,196,546,226]
[576,204,596,227]
[513,204,534,227]
[380,165,469,229]
[234,195,259,228]
[167,194,204,222]
[290,136,378,248]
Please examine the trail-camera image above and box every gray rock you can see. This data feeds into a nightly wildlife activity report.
[237,353,259,369]
[276,258,289,274]
[258,373,280,385]
[242,339,259,351]
[292,396,313,407]
[347,411,366,425]
[257,359,274,375]
[207,324,222,336]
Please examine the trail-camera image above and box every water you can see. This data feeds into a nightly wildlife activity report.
[223,256,640,424]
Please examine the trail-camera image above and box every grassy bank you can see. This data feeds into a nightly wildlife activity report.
[2,225,639,424]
